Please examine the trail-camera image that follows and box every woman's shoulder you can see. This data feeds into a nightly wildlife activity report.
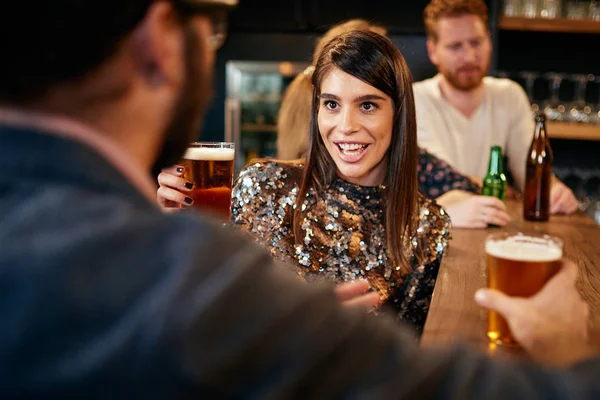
[236,158,304,189]
[231,159,304,249]
[232,159,305,214]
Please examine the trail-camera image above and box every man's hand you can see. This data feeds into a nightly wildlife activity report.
[467,175,483,187]
[335,280,381,309]
[436,190,511,229]
[505,185,521,200]
[475,259,595,367]
[550,180,579,215]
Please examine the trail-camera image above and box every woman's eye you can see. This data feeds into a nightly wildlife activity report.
[361,102,377,112]
[324,101,338,110]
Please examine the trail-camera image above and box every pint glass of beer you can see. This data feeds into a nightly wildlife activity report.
[486,232,563,345]
[180,142,235,220]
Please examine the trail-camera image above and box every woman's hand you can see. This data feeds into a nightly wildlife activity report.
[335,280,381,309]
[157,166,194,209]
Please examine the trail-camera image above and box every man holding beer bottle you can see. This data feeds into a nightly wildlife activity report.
[414,0,579,220]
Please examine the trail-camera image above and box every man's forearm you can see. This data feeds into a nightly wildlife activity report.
[170,225,600,398]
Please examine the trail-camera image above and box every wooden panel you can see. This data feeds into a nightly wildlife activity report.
[548,122,600,141]
[499,16,600,34]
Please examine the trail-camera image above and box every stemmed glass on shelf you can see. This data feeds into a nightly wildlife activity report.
[542,72,568,121]
[567,74,595,124]
[519,71,541,118]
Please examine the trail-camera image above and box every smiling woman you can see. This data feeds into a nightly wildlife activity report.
[294,30,423,276]
[317,71,393,187]
[156,28,452,334]
[227,30,452,335]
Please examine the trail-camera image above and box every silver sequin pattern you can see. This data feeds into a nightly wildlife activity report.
[231,161,452,334]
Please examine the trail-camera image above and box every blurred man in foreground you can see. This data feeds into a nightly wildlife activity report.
[0,1,597,398]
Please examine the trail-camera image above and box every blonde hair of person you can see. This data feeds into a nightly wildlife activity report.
[276,20,387,160]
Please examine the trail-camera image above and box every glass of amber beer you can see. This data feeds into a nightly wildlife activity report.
[486,232,563,346]
[180,142,235,221]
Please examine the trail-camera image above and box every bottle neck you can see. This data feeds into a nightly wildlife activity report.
[487,148,503,175]
[534,120,547,140]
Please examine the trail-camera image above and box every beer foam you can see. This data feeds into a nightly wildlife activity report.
[183,147,234,161]
[486,235,562,262]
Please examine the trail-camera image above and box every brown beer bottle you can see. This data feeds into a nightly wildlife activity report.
[523,113,553,221]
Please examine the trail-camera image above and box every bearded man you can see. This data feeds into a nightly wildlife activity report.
[414,0,578,222]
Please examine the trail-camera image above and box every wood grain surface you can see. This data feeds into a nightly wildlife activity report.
[421,200,600,355]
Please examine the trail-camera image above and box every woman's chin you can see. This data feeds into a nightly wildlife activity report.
[335,164,369,184]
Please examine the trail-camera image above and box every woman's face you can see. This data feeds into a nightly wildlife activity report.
[317,67,394,186]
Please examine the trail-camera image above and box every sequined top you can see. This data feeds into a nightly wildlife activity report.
[418,148,481,198]
[231,161,451,333]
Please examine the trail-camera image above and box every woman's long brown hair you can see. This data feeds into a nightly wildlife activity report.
[292,30,421,275]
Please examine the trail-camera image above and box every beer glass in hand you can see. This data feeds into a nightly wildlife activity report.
[180,142,235,220]
[486,232,563,346]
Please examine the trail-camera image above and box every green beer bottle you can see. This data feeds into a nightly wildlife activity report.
[482,145,507,202]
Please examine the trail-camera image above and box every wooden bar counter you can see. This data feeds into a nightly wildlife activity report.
[421,200,600,353]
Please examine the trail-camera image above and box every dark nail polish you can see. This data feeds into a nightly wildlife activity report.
[184,197,193,205]
[176,167,184,173]
[184,182,193,190]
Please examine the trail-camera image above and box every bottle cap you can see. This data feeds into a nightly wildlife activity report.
[535,112,546,123]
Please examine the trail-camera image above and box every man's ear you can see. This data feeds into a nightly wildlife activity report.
[129,1,185,88]
[426,38,438,66]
